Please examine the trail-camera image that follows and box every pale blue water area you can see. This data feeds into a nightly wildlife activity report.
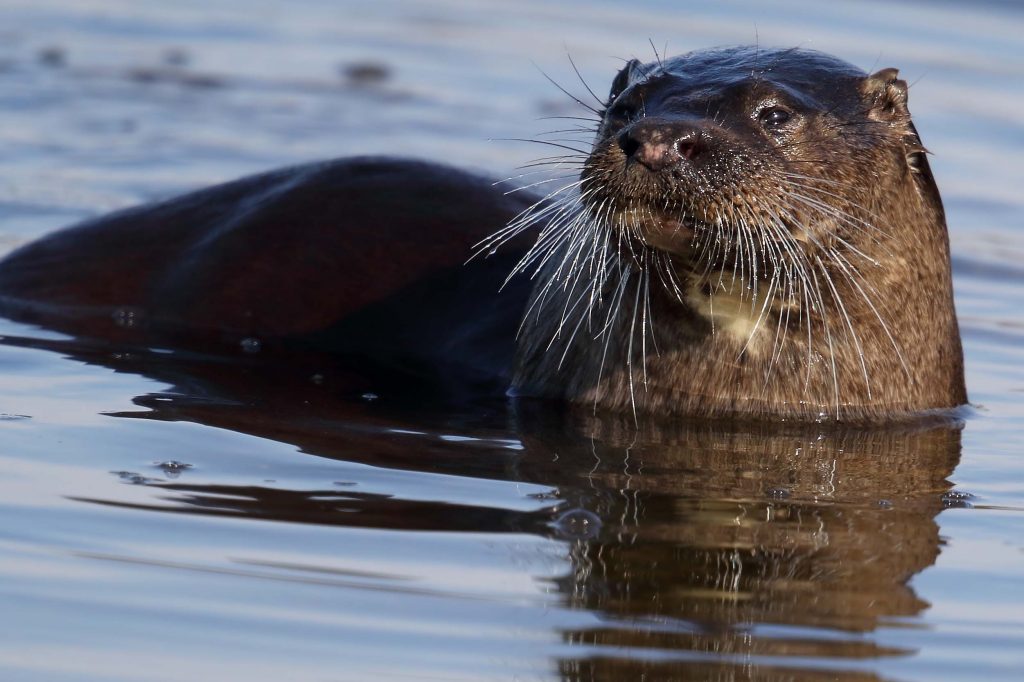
[0,1,1022,680]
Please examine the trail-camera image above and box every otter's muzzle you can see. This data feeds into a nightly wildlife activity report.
[617,119,706,171]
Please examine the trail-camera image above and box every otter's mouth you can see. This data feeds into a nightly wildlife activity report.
[601,200,799,285]
[606,205,701,258]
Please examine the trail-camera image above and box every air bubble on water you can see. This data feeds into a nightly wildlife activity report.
[361,392,379,402]
[154,460,193,478]
[240,337,262,353]
[310,373,325,385]
[767,487,791,499]
[550,508,602,541]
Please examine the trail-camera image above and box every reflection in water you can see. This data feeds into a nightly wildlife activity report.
[15,336,962,680]
[529,414,958,681]
[78,481,555,535]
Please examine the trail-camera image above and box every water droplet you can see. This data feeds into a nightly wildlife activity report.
[310,373,324,385]
[239,337,262,354]
[361,392,379,402]
[942,490,975,508]
[877,499,893,509]
[767,487,791,499]
[550,508,602,541]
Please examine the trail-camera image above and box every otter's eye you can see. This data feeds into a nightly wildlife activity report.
[758,106,792,127]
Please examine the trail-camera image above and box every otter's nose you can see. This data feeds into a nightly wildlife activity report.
[617,120,704,171]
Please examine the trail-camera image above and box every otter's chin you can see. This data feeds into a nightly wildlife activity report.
[630,211,697,258]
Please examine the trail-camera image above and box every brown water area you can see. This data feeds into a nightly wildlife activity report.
[0,1,1022,681]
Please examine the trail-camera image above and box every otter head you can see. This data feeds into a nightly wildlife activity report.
[583,47,939,295]
[509,46,964,420]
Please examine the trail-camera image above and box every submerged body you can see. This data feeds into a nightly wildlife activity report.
[0,159,536,392]
[0,47,966,421]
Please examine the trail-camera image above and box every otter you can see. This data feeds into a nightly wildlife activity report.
[0,46,965,421]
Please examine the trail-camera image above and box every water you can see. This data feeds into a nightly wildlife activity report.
[1,1,1022,680]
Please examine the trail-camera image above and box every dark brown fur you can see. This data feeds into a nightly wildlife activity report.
[0,159,536,389]
[510,47,966,421]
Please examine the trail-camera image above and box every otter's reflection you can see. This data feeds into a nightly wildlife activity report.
[517,410,959,681]
[519,412,958,630]
[24,338,961,681]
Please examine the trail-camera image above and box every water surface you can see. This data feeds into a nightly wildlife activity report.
[0,1,1022,680]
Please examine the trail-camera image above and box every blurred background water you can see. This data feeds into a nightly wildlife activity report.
[0,1,1022,680]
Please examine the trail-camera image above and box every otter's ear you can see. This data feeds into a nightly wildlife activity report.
[863,68,934,179]
[608,59,642,103]
[861,67,910,123]
[863,69,939,199]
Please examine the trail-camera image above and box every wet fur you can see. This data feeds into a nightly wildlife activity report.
[499,47,966,421]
